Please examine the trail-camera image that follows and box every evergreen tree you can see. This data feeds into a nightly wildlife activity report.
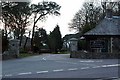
[33,28,48,53]
[31,1,61,50]
[48,25,63,53]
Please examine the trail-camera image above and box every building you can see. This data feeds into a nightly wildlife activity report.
[84,3,120,53]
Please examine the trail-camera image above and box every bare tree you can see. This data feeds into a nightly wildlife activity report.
[69,2,102,34]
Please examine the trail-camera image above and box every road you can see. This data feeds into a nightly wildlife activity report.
[1,54,120,80]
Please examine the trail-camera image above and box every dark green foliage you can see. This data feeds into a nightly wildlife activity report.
[2,2,31,46]
[2,30,9,53]
[48,25,63,53]
[33,28,48,53]
[77,40,86,50]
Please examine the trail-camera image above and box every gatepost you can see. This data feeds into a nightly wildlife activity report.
[9,39,20,58]
[69,38,78,52]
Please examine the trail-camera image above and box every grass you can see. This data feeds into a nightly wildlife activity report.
[52,51,69,54]
[19,51,70,58]
[19,53,35,58]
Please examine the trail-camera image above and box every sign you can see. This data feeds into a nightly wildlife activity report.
[90,40,105,48]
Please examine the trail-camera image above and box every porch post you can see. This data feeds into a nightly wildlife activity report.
[110,37,113,53]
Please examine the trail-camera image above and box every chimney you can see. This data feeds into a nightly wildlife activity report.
[106,3,113,18]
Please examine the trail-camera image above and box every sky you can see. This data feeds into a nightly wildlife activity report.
[31,0,85,37]
[0,0,118,37]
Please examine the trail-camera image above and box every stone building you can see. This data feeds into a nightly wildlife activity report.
[84,3,120,53]
[70,3,120,59]
[84,16,120,53]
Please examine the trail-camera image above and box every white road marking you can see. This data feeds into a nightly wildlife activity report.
[101,64,120,68]
[42,54,56,60]
[80,60,94,63]
[42,58,46,60]
[101,65,108,67]
[55,61,77,64]
[4,74,12,77]
[18,72,32,75]
[110,77,119,79]
[107,64,120,67]
[37,71,48,74]
[81,67,90,69]
[92,66,101,68]
[53,69,63,72]
[68,68,78,71]
[79,60,103,63]
[92,64,120,69]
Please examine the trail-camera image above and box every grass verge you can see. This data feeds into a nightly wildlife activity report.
[19,53,34,58]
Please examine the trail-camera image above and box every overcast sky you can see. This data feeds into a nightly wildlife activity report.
[0,0,118,37]
[31,0,85,37]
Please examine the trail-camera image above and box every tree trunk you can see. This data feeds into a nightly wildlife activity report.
[4,23,8,38]
[19,33,23,46]
[31,13,37,51]
[24,37,28,51]
[31,22,36,51]
[24,31,31,51]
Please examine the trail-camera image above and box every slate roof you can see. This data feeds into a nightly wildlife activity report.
[84,16,120,36]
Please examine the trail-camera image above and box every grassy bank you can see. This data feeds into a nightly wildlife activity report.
[19,53,36,58]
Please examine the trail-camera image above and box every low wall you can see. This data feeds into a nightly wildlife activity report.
[70,51,120,59]
[2,54,18,60]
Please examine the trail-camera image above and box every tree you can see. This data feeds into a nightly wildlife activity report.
[1,2,14,38]
[69,2,103,34]
[33,28,48,53]
[2,29,9,53]
[23,31,31,51]
[101,2,120,16]
[30,1,61,50]
[48,31,56,52]
[68,10,83,33]
[13,2,31,46]
[37,28,48,45]
[48,25,63,53]
[1,2,31,46]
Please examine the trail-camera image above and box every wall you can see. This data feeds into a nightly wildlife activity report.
[70,51,120,59]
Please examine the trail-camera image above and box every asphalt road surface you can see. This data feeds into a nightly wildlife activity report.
[1,54,120,80]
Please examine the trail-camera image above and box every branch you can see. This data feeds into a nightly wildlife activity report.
[35,12,49,24]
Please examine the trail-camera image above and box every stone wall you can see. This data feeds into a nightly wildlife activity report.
[2,39,20,60]
[70,51,120,59]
